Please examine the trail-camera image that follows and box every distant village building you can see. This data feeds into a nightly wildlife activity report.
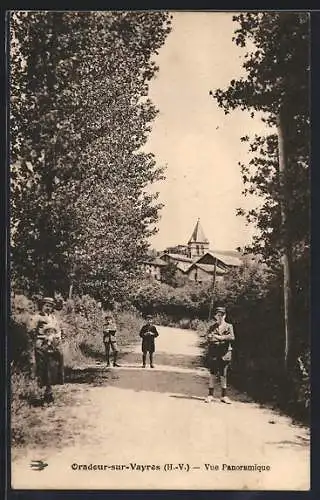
[164,244,189,257]
[142,256,167,281]
[186,250,242,283]
[141,219,243,284]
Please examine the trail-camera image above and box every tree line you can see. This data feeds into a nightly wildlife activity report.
[10,11,172,304]
[211,12,310,373]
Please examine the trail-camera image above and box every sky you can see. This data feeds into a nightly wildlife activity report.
[144,12,269,252]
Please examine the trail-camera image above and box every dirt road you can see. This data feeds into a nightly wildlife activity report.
[11,326,310,490]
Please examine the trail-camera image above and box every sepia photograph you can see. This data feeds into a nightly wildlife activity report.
[9,10,310,491]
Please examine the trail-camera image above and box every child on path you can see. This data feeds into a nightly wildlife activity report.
[139,314,159,368]
[103,312,120,367]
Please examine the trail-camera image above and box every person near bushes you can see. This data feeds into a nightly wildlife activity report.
[31,297,64,404]
[205,306,235,404]
[103,312,120,367]
[139,314,159,368]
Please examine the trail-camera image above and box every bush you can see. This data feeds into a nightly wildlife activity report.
[152,312,173,326]
[58,295,143,366]
[10,294,36,372]
[132,278,210,320]
[11,369,43,446]
[115,310,144,347]
[10,291,144,371]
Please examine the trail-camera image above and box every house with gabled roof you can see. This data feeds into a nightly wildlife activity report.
[142,219,243,284]
[185,250,242,283]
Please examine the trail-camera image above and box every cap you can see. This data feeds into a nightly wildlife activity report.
[215,306,226,314]
[43,324,57,332]
[42,297,55,306]
[105,312,113,318]
[146,314,152,319]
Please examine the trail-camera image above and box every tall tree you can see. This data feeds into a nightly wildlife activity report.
[211,12,310,367]
[10,11,171,299]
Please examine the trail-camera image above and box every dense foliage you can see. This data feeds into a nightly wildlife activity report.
[10,11,172,302]
[212,12,309,267]
[211,12,310,372]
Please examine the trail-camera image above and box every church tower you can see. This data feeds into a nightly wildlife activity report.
[187,218,209,259]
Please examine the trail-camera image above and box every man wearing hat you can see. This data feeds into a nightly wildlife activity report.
[103,312,120,367]
[32,297,64,404]
[205,306,235,404]
[139,314,159,368]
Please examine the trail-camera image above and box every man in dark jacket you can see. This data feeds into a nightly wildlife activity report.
[139,314,159,368]
[205,306,235,404]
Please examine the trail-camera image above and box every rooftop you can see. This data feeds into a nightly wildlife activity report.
[161,252,193,263]
[143,257,167,266]
[176,261,193,273]
[195,263,227,275]
[192,250,243,267]
[208,251,243,267]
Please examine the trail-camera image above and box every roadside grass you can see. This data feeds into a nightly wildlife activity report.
[61,309,144,368]
[11,383,89,460]
[11,299,143,449]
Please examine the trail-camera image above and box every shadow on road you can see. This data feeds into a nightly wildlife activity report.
[65,366,253,403]
[170,394,205,402]
[65,366,111,385]
[65,338,254,404]
[265,438,309,449]
[120,351,201,369]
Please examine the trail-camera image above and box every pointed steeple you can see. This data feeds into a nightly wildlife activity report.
[187,219,210,260]
[188,218,209,244]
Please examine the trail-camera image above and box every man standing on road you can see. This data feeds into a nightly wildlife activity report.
[103,312,120,367]
[139,314,159,368]
[205,306,235,404]
[31,297,64,404]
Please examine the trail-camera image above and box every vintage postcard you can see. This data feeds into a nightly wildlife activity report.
[9,10,310,491]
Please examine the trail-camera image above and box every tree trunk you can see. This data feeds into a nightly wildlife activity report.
[208,258,217,321]
[277,110,293,370]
